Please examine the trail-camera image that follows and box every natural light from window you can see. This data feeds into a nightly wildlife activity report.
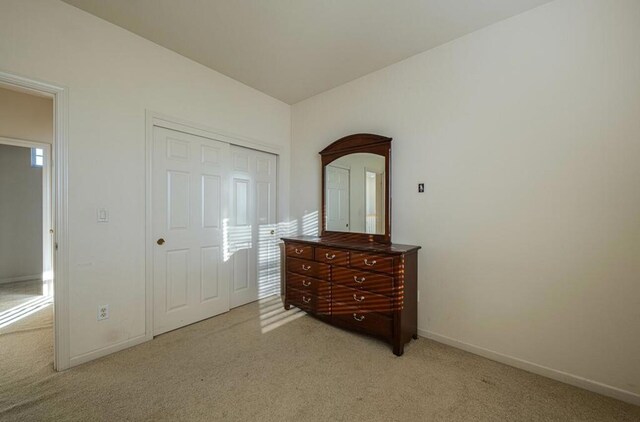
[31,148,44,168]
[0,295,52,329]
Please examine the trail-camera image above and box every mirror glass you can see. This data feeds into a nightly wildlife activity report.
[325,153,386,234]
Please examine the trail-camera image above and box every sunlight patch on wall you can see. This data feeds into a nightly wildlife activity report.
[301,211,319,236]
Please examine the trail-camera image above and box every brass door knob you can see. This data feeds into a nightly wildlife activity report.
[157,238,165,245]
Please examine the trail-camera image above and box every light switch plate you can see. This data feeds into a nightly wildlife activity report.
[97,208,109,223]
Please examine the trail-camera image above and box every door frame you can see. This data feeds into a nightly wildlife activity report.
[145,110,281,338]
[0,69,70,371]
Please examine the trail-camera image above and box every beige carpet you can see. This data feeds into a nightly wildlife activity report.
[1,295,638,421]
[0,279,48,312]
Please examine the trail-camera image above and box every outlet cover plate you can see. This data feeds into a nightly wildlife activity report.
[98,304,109,321]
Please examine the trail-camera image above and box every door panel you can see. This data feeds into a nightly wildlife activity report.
[168,171,190,229]
[153,126,230,335]
[256,181,270,224]
[202,175,220,228]
[201,144,221,165]
[233,248,250,291]
[166,249,189,311]
[200,246,220,301]
[233,178,249,226]
[167,138,189,160]
[229,146,278,308]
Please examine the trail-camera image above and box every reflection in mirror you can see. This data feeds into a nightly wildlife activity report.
[325,153,385,235]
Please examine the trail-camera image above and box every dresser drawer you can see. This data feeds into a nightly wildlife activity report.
[332,283,393,316]
[287,287,330,315]
[350,252,395,274]
[285,243,314,260]
[332,267,394,297]
[286,257,330,279]
[286,272,331,297]
[332,304,392,340]
[315,247,349,266]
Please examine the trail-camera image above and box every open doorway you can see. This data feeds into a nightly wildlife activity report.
[0,85,55,373]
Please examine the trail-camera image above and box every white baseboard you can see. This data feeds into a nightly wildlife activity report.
[419,329,640,407]
[0,274,42,284]
[68,333,151,368]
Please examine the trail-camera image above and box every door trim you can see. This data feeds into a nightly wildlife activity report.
[145,110,281,338]
[0,69,70,371]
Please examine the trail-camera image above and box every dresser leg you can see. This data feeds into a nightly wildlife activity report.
[393,342,404,356]
[284,303,291,310]
[412,333,418,340]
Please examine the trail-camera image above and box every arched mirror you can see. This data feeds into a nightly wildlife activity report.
[320,133,391,244]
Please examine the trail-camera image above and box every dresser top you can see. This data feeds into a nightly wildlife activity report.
[281,235,421,255]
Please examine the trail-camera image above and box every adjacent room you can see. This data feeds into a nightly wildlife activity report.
[0,0,638,420]
[0,85,54,398]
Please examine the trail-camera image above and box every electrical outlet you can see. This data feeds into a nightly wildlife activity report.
[98,304,109,321]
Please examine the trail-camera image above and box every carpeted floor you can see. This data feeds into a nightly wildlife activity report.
[0,279,49,312]
[1,295,638,421]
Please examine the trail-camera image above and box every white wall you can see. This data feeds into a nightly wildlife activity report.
[0,87,53,144]
[0,0,290,363]
[0,145,43,282]
[291,0,640,402]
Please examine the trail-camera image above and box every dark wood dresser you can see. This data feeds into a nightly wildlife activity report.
[282,235,420,356]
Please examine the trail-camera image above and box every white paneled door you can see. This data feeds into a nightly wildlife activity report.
[152,127,230,335]
[326,165,350,231]
[229,146,278,308]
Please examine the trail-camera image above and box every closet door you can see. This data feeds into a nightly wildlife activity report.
[152,127,230,335]
[229,146,278,308]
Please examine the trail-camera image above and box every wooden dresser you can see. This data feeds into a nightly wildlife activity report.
[282,235,420,356]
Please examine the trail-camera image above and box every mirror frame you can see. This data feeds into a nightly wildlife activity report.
[320,133,392,244]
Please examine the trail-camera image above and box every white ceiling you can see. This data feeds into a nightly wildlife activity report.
[62,0,552,104]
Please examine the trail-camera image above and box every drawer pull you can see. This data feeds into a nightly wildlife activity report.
[325,253,336,260]
[301,264,311,271]
[302,296,311,304]
[295,248,304,255]
[353,313,365,322]
[302,279,311,287]
[353,276,366,284]
[353,294,365,302]
[363,258,377,267]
